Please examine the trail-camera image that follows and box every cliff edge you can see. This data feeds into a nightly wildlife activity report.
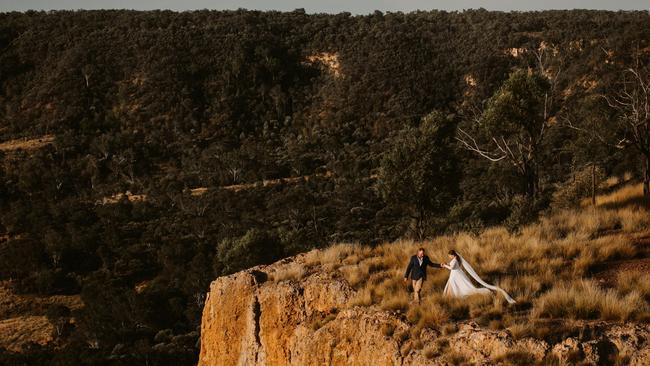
[198,251,650,366]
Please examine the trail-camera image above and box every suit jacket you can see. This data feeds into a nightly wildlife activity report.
[404,255,441,281]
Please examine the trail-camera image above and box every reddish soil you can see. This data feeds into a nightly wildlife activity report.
[593,258,650,286]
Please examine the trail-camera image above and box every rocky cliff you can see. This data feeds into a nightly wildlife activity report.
[198,252,650,366]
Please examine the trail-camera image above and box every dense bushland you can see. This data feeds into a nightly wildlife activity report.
[1,9,650,365]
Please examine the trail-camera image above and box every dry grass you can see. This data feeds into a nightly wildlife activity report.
[492,349,536,366]
[0,316,54,352]
[190,187,208,196]
[0,135,55,152]
[532,280,647,321]
[616,271,650,302]
[589,182,645,207]
[599,173,633,191]
[617,206,650,231]
[309,313,337,331]
[406,296,450,333]
[98,191,148,204]
[0,281,83,319]
[349,287,373,307]
[311,182,650,331]
[222,171,333,193]
[507,319,582,344]
[99,172,336,205]
[271,262,306,282]
[0,282,82,351]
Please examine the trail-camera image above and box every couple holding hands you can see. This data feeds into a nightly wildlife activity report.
[404,247,516,304]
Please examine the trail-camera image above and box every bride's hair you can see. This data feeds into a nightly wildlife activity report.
[448,249,461,264]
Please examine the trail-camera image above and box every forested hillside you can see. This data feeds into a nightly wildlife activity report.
[1,9,649,365]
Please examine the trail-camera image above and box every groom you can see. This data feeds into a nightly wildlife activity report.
[404,247,442,302]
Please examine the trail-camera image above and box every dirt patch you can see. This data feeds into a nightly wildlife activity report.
[97,191,147,204]
[100,171,365,204]
[191,187,208,196]
[0,135,55,152]
[591,232,650,286]
[304,52,341,77]
[592,258,650,286]
[222,171,334,193]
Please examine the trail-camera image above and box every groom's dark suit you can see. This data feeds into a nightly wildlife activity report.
[404,255,441,281]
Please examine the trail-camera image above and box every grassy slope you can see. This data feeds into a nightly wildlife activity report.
[0,282,83,352]
[282,181,650,339]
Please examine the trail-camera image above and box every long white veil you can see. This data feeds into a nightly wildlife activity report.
[458,254,516,304]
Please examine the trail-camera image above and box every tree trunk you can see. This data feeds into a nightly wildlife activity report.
[414,210,427,241]
[533,164,540,198]
[591,163,597,205]
[523,165,537,198]
[643,152,650,197]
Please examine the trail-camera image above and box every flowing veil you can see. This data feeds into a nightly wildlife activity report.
[458,254,516,304]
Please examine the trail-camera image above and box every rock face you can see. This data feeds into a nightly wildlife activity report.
[198,252,650,366]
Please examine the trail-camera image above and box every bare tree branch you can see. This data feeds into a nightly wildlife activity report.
[455,128,507,162]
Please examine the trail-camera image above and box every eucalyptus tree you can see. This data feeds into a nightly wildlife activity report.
[457,70,553,197]
[376,111,460,239]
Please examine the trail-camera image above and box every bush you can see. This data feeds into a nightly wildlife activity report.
[503,195,547,231]
[375,111,460,239]
[551,165,606,209]
[214,229,283,275]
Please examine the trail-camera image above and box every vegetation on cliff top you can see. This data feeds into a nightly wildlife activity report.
[293,181,649,341]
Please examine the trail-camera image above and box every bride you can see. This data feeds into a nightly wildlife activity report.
[442,249,516,304]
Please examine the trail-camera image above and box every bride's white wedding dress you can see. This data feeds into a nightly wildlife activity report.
[442,254,516,304]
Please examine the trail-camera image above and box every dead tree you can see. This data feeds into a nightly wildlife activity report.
[603,66,650,195]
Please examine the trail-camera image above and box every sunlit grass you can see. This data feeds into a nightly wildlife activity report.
[589,182,645,207]
[532,280,647,321]
[271,182,650,340]
[296,182,650,331]
[616,271,650,302]
[270,262,305,282]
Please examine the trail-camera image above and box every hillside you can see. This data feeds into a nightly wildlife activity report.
[199,183,650,365]
[0,281,82,352]
[2,9,650,365]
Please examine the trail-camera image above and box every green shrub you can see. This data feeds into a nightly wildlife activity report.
[214,229,283,275]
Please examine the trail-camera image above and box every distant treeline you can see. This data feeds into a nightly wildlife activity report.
[0,9,649,365]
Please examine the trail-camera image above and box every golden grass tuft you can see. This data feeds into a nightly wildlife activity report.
[532,280,647,321]
[349,287,373,307]
[617,207,650,231]
[508,319,582,343]
[406,296,450,333]
[616,271,650,301]
[339,263,370,288]
[272,262,306,282]
[492,349,536,366]
[591,182,645,207]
